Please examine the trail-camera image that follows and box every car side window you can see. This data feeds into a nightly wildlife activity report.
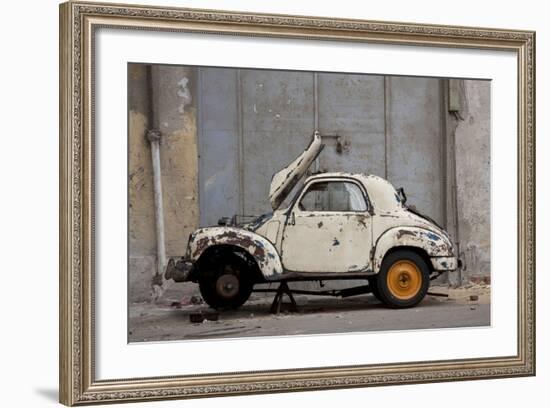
[299,181,367,212]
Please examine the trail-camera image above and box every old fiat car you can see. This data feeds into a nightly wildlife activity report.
[166,131,459,310]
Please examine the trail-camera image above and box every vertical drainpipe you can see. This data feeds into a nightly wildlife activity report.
[146,65,167,300]
[313,72,320,172]
[383,76,390,180]
[446,78,463,286]
[450,120,462,286]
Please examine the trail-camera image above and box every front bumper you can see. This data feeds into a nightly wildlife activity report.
[164,258,195,282]
[430,256,461,271]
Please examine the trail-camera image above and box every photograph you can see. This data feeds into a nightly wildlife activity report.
[127,64,491,342]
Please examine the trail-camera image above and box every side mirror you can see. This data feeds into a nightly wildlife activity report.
[397,187,407,204]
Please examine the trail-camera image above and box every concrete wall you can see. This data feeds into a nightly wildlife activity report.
[128,64,491,302]
[454,80,491,281]
[128,64,199,302]
[197,69,449,225]
[386,76,445,225]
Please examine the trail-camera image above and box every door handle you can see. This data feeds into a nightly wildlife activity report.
[288,212,296,225]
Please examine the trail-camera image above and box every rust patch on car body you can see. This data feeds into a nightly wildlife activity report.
[188,226,283,279]
[373,226,455,272]
[357,214,369,228]
[396,229,417,239]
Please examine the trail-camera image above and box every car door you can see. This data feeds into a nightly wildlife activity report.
[281,178,372,273]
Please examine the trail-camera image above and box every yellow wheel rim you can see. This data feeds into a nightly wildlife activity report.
[387,260,422,300]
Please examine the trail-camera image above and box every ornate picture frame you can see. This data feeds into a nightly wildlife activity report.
[59,1,535,405]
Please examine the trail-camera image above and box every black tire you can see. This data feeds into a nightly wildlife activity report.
[368,277,382,302]
[198,252,253,310]
[376,250,430,308]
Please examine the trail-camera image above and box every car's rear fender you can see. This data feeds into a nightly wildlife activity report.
[372,226,454,273]
[188,226,283,280]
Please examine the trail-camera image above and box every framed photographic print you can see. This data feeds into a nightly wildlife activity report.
[59,1,535,405]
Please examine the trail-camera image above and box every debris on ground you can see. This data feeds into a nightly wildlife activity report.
[190,295,203,305]
[429,282,490,304]
[170,301,182,309]
[190,311,219,323]
[129,289,491,342]
[170,295,204,309]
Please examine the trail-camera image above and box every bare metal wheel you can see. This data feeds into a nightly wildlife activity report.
[215,273,240,300]
[376,250,430,308]
[198,252,253,310]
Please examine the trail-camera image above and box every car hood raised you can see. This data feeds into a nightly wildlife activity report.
[269,131,324,210]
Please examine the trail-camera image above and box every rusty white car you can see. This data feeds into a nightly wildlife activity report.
[166,131,459,310]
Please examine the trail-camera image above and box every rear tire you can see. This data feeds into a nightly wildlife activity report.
[368,277,382,302]
[198,252,253,310]
[376,250,430,308]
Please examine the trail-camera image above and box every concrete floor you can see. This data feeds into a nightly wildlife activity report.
[128,284,491,342]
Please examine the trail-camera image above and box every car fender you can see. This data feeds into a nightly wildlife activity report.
[188,226,283,280]
[372,226,454,273]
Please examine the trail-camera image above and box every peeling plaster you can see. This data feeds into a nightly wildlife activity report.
[177,76,192,115]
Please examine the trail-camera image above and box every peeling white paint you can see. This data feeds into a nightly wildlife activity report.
[373,226,454,272]
[187,226,283,278]
[176,76,191,115]
[205,173,219,190]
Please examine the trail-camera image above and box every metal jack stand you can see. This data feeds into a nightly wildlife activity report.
[270,282,298,314]
[253,282,376,314]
